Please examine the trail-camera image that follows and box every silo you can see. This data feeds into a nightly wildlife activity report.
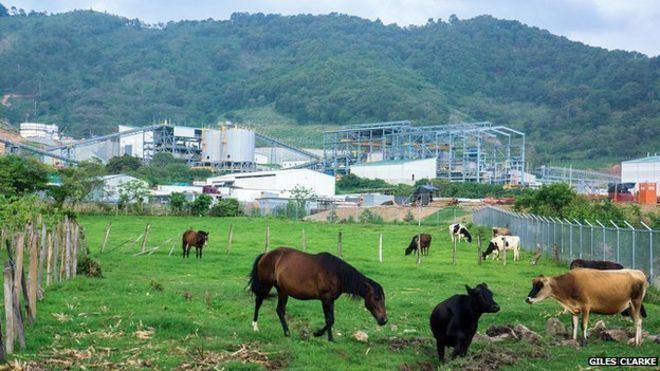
[201,129,222,163]
[223,127,255,163]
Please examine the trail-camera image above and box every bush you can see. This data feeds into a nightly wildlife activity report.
[326,208,339,223]
[77,255,103,278]
[358,209,384,224]
[403,210,415,224]
[190,194,213,216]
[209,198,242,217]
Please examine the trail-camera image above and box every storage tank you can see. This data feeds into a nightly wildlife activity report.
[201,129,222,163]
[20,122,60,140]
[223,127,255,163]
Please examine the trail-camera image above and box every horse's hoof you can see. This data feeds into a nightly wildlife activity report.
[284,331,290,337]
[252,321,259,332]
[313,330,325,337]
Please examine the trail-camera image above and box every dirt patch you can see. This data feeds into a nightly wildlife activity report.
[384,336,428,351]
[398,361,436,371]
[455,344,547,371]
[176,343,287,370]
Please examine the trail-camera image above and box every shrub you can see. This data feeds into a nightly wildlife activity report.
[209,198,242,217]
[403,210,415,224]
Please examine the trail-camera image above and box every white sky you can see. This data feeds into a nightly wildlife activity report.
[5,0,660,56]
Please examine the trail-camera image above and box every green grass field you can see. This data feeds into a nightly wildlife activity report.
[8,215,659,369]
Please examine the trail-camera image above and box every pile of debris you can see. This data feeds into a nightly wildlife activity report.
[474,324,542,344]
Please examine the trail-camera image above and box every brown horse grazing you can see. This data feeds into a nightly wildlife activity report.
[182,229,209,258]
[248,247,388,341]
[405,234,432,255]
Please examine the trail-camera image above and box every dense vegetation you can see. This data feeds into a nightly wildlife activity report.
[0,8,658,163]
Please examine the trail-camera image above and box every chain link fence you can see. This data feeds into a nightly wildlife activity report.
[473,206,658,286]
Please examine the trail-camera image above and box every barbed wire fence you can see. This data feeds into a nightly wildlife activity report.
[473,206,658,286]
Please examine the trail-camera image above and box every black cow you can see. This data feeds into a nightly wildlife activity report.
[430,283,500,362]
[182,229,209,258]
[405,233,432,255]
[569,259,624,270]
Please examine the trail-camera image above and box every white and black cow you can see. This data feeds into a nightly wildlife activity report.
[448,223,472,243]
[482,236,521,261]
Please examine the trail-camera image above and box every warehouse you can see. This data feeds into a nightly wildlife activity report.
[621,154,660,198]
[350,158,437,185]
[205,169,335,202]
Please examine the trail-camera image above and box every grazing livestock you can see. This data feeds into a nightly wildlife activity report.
[449,223,472,243]
[248,247,387,341]
[430,283,500,362]
[405,233,432,255]
[525,269,648,346]
[182,229,209,258]
[569,259,646,318]
[492,227,511,237]
[482,236,521,261]
[569,259,623,270]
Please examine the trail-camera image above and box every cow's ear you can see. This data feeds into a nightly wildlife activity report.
[481,282,488,288]
[465,285,473,294]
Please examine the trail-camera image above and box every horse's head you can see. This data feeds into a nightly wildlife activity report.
[196,231,209,246]
[364,280,387,326]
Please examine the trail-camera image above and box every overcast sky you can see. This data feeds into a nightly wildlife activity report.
[6,0,660,56]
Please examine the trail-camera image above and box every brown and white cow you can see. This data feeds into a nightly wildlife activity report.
[525,268,648,346]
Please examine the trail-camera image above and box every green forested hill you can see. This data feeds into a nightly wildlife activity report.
[0,9,658,163]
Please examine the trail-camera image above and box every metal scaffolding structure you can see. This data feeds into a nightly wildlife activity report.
[323,121,526,184]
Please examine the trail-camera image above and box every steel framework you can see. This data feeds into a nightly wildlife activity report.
[323,121,526,184]
[535,165,620,194]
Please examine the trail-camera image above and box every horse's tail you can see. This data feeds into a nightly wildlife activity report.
[248,253,267,295]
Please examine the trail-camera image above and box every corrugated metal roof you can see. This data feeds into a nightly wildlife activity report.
[351,158,435,167]
[622,155,660,164]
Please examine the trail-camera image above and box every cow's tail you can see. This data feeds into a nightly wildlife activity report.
[641,304,647,318]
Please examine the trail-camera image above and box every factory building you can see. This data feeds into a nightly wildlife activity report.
[206,169,335,202]
[621,154,660,198]
[350,158,437,185]
[20,122,60,141]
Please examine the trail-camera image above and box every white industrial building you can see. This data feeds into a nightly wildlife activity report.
[621,154,660,196]
[206,169,335,202]
[350,158,437,185]
[20,122,60,141]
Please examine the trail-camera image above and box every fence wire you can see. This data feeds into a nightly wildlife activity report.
[473,206,658,285]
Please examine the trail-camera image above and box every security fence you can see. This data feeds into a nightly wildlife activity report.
[473,206,658,284]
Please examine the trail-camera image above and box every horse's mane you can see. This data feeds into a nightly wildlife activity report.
[317,253,383,300]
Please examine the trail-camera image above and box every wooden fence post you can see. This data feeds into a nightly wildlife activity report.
[46,231,53,287]
[416,233,421,265]
[264,225,270,253]
[301,229,307,252]
[28,231,38,324]
[226,224,234,254]
[553,243,560,262]
[59,222,66,281]
[71,222,79,277]
[64,217,71,279]
[477,233,482,265]
[101,222,112,253]
[37,223,47,299]
[452,238,457,265]
[337,231,343,257]
[502,244,507,266]
[378,232,383,263]
[3,263,14,355]
[13,233,25,311]
[140,224,151,253]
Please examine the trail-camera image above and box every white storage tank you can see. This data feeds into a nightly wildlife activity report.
[20,122,60,140]
[201,129,222,163]
[223,127,255,163]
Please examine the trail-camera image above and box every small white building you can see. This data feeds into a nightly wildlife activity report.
[89,174,149,203]
[350,158,437,185]
[206,169,335,202]
[621,154,660,196]
[150,185,205,204]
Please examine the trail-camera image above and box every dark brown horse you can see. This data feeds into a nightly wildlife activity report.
[182,229,209,258]
[248,247,388,341]
[405,233,432,255]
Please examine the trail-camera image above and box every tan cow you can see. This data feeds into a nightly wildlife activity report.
[492,227,511,237]
[525,268,647,346]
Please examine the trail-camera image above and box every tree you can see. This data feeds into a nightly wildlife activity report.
[0,155,49,197]
[106,155,143,174]
[209,198,241,217]
[0,3,9,17]
[168,192,188,214]
[47,160,105,208]
[190,194,213,216]
[117,179,150,212]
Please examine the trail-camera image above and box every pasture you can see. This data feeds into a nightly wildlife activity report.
[8,215,659,369]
